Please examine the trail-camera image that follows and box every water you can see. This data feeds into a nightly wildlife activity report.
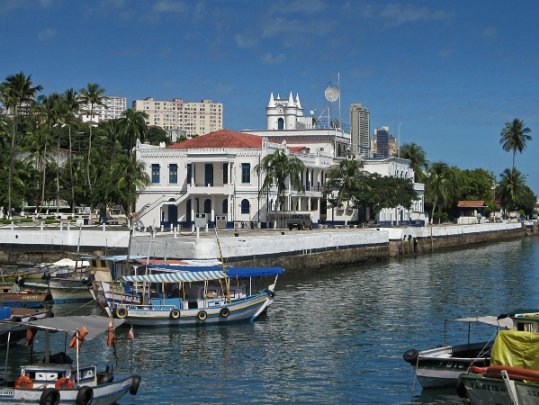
[5,237,539,404]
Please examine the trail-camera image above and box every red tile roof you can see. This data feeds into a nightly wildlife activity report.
[168,130,263,149]
[457,200,485,208]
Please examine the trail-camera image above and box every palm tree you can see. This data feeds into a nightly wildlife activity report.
[399,143,428,183]
[34,93,62,213]
[497,168,527,217]
[1,72,42,217]
[324,158,364,209]
[119,109,148,218]
[79,83,106,192]
[500,119,532,170]
[426,162,457,224]
[255,149,305,211]
[59,89,81,214]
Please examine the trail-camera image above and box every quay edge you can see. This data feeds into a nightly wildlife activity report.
[0,222,535,272]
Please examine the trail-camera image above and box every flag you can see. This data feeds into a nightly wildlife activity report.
[128,326,135,340]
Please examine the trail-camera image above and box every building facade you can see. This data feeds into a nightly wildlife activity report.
[132,97,223,137]
[80,96,127,124]
[372,126,397,158]
[350,103,370,157]
[135,130,333,229]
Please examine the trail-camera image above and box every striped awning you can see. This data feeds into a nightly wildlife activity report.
[121,270,227,283]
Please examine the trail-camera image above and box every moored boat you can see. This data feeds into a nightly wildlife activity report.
[0,315,141,404]
[110,264,283,326]
[403,315,512,388]
[459,311,539,404]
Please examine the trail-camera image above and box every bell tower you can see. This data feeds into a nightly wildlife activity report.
[266,92,301,130]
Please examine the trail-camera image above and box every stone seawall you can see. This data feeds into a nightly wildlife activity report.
[0,221,535,272]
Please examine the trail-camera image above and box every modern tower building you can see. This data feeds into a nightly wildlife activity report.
[132,97,223,137]
[372,126,397,159]
[350,103,370,157]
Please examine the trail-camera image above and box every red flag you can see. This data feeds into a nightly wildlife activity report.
[128,326,135,340]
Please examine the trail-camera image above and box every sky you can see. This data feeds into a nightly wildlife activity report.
[2,0,539,195]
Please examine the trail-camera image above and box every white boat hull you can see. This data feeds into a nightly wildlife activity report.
[0,374,137,404]
[114,293,273,326]
[47,278,93,303]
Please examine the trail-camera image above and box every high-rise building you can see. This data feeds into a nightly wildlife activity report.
[80,95,127,124]
[350,103,370,157]
[372,126,397,159]
[132,97,223,137]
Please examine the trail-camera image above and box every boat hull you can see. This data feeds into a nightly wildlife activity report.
[114,293,272,326]
[461,373,539,405]
[0,375,136,405]
[47,279,93,303]
[404,341,491,388]
[0,293,50,309]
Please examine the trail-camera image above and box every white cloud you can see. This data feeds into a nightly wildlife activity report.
[261,52,287,64]
[235,33,257,48]
[0,0,52,14]
[364,3,452,28]
[38,28,56,41]
[153,0,188,14]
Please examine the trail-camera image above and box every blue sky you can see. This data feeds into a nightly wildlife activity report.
[2,0,539,195]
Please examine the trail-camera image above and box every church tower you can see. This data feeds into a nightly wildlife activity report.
[266,92,302,130]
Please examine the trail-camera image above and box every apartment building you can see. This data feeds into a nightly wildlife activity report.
[80,95,127,124]
[132,97,223,137]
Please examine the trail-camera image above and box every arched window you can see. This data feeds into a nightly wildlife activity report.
[278,118,284,130]
[222,199,228,214]
[241,199,250,214]
[204,199,211,214]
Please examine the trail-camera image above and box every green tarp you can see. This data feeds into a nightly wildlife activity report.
[491,329,539,369]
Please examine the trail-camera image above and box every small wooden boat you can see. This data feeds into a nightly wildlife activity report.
[0,289,51,309]
[403,315,512,388]
[110,264,283,326]
[458,312,539,404]
[0,306,52,346]
[0,315,141,404]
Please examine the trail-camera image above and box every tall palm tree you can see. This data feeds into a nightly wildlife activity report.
[255,149,305,211]
[426,162,457,224]
[1,72,42,217]
[119,109,148,217]
[497,168,526,217]
[59,89,81,214]
[34,93,62,213]
[79,83,106,192]
[399,143,428,183]
[500,118,532,170]
[324,158,364,209]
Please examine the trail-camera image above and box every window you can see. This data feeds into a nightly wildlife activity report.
[205,164,214,186]
[222,199,228,214]
[241,199,250,214]
[204,199,212,214]
[241,163,250,184]
[151,164,160,184]
[186,164,192,185]
[169,164,177,184]
[222,163,228,184]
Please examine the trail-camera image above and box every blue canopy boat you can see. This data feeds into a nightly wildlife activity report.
[109,264,284,326]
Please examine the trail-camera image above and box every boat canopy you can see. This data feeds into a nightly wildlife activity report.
[452,316,513,329]
[122,270,228,283]
[2,315,125,341]
[147,264,285,277]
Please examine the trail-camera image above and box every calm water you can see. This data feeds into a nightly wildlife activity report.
[5,237,539,404]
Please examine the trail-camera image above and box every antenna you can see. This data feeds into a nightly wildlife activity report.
[337,72,342,130]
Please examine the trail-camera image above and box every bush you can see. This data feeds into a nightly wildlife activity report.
[433,212,449,223]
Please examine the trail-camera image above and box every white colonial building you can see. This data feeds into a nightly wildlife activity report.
[134,92,426,229]
[135,130,334,229]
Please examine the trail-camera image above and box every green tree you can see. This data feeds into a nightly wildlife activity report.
[426,162,457,224]
[119,109,148,217]
[59,89,81,214]
[79,83,106,192]
[256,149,305,211]
[500,118,532,170]
[399,143,428,183]
[147,125,170,145]
[0,72,42,217]
[323,159,364,209]
[455,168,495,201]
[497,168,527,217]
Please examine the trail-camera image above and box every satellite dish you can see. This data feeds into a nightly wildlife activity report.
[309,110,315,116]
[324,85,340,103]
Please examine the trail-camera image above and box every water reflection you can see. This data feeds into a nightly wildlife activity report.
[5,238,538,404]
